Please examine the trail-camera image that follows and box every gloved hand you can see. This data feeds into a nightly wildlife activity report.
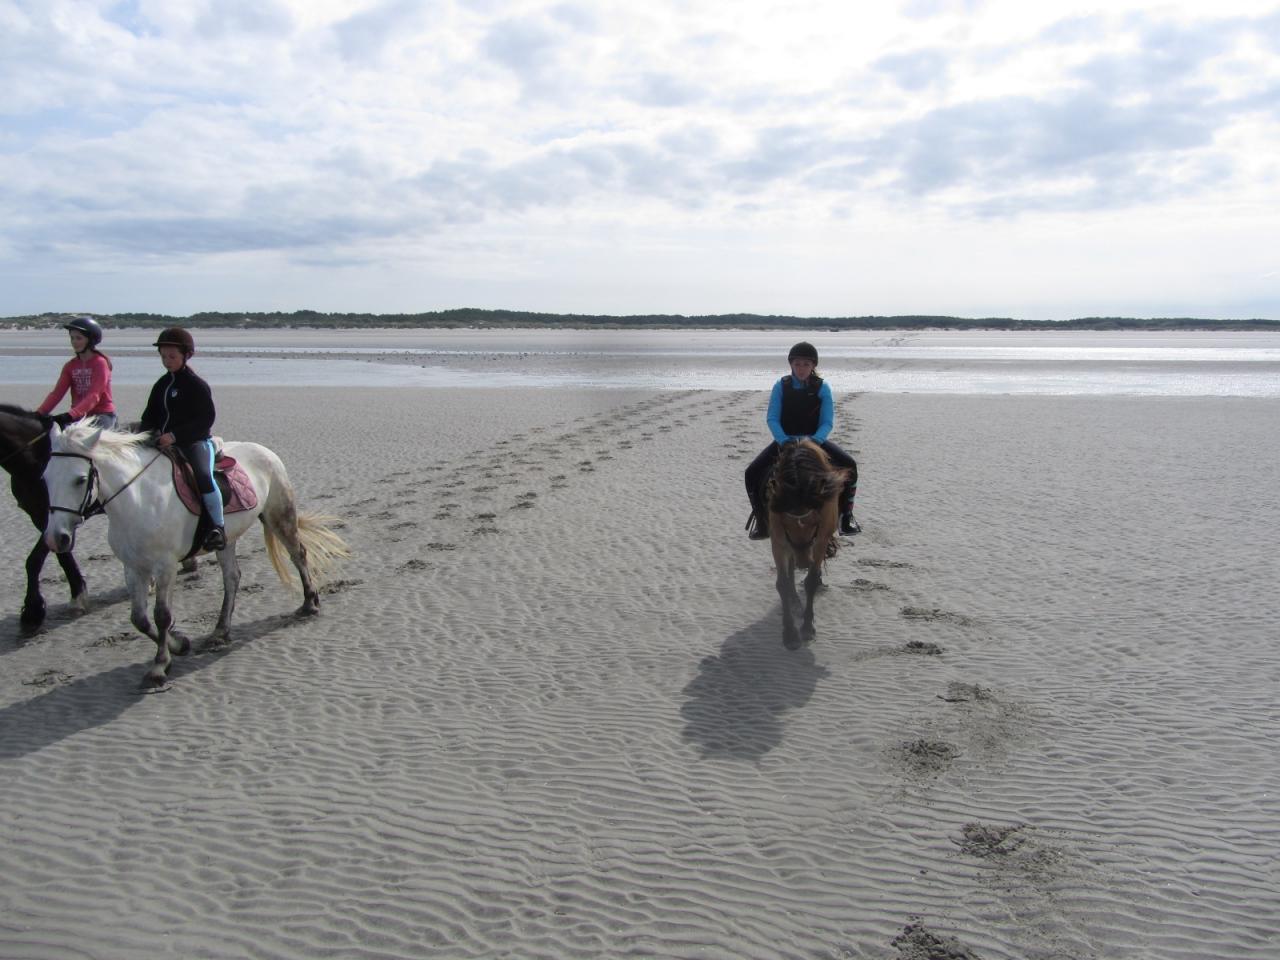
[51,412,73,429]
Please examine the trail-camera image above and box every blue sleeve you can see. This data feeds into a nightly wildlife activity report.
[766,380,787,444]
[812,383,834,444]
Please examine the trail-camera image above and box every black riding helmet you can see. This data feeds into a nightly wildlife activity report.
[788,341,818,365]
[64,315,103,348]
[153,326,195,357]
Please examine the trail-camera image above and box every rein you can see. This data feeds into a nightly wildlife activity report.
[49,449,164,520]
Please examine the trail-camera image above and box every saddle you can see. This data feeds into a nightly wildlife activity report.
[164,442,259,558]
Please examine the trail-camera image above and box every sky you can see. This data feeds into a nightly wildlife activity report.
[2,0,1278,321]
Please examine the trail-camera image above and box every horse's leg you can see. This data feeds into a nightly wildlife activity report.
[125,568,155,638]
[267,510,321,616]
[211,545,241,642]
[21,538,50,628]
[143,569,181,688]
[54,546,89,613]
[801,563,822,646]
[800,529,834,646]
[772,533,800,649]
[20,522,86,627]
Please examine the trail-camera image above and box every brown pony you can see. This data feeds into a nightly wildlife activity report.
[766,439,851,649]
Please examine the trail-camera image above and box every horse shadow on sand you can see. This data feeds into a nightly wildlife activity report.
[0,609,307,761]
[680,605,831,761]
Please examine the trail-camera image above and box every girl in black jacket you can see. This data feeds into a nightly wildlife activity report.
[140,327,225,551]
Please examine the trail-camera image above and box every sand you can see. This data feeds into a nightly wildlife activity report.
[1,379,1278,960]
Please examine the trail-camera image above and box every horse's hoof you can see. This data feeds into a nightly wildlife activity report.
[141,671,169,690]
[783,630,802,650]
[296,600,320,617]
[20,602,46,629]
[801,627,817,646]
[70,592,90,615]
[168,633,192,656]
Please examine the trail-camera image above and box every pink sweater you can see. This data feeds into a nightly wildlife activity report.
[38,353,115,419]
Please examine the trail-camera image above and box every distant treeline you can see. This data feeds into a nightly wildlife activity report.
[2,309,1278,332]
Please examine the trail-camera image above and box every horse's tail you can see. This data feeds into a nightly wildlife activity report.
[264,512,350,589]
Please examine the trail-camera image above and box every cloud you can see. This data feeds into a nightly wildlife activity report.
[332,0,435,62]
[873,49,949,92]
[196,0,295,38]
[480,15,566,98]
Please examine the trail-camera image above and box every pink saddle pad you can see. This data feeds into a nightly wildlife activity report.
[172,454,259,516]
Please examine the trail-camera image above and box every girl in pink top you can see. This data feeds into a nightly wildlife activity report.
[38,316,117,429]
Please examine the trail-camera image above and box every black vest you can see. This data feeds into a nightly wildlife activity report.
[779,374,823,436]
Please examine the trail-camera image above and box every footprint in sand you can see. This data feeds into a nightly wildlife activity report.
[857,558,915,570]
[953,821,1071,889]
[846,578,891,593]
[320,578,364,594]
[903,640,944,655]
[24,669,72,688]
[895,738,960,776]
[90,632,136,649]
[891,919,982,960]
[955,822,1026,858]
[938,682,994,703]
[901,606,974,626]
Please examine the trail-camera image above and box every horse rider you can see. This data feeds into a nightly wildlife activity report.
[140,327,226,552]
[38,315,118,430]
[744,341,859,540]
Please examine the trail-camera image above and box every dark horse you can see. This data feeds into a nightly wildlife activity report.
[766,439,851,649]
[0,404,88,628]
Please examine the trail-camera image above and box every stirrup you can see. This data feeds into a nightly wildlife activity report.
[839,514,861,537]
[203,526,227,551]
[746,512,769,540]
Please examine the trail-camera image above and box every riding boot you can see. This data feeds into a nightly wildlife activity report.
[747,492,769,540]
[201,491,226,551]
[839,482,860,536]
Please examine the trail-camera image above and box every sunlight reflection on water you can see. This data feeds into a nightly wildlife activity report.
[3,328,1278,396]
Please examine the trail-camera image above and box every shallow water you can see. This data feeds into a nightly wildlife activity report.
[4,328,1279,396]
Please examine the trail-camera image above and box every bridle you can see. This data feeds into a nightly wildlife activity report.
[780,508,819,551]
[47,450,163,521]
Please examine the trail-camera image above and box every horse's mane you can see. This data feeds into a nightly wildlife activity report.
[767,440,845,514]
[56,422,153,465]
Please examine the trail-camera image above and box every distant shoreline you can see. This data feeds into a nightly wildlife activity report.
[3,308,1278,332]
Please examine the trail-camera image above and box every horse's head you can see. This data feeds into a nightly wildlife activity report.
[42,423,106,553]
[768,439,845,516]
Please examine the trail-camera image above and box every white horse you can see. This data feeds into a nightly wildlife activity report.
[43,422,348,688]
